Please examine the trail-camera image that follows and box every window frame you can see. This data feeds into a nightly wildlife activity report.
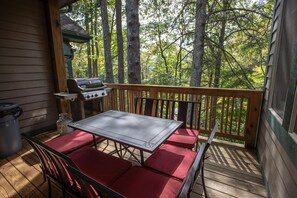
[289,88,297,134]
[268,0,297,134]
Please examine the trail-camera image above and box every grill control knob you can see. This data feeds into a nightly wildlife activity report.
[102,92,105,96]
[95,94,98,97]
[86,95,90,99]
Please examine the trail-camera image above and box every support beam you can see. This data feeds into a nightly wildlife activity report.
[45,0,68,113]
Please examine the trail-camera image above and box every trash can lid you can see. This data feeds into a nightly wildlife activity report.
[0,103,19,112]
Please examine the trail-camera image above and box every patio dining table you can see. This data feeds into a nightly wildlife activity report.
[68,110,183,164]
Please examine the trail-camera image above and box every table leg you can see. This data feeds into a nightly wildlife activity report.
[140,150,144,165]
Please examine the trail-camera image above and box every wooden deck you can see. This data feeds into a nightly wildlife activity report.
[0,131,267,198]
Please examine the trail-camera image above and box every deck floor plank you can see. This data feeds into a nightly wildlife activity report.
[0,172,20,198]
[0,158,44,198]
[0,131,267,198]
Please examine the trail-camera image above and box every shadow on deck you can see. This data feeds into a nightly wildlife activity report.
[0,131,267,198]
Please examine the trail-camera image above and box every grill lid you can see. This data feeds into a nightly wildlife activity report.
[67,78,105,93]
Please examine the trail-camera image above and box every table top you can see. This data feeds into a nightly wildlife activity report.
[68,110,183,152]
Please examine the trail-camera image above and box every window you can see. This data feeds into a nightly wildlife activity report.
[270,0,297,127]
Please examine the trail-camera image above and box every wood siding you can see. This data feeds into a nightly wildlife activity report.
[258,0,297,197]
[0,0,58,133]
[258,117,297,198]
[263,0,282,110]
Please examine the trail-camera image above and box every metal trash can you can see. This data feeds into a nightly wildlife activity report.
[0,103,23,158]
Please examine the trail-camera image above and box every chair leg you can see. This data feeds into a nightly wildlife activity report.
[47,177,52,198]
[42,172,46,183]
[201,161,208,198]
[92,135,98,150]
[62,187,66,198]
[195,140,199,151]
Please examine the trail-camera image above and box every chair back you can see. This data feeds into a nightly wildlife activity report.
[67,165,124,198]
[135,97,201,129]
[178,143,206,197]
[23,134,77,189]
[204,121,219,153]
[178,122,218,197]
[23,134,121,198]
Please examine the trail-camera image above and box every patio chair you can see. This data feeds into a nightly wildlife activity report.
[135,97,201,150]
[144,121,219,198]
[110,143,207,198]
[44,129,103,154]
[22,133,132,197]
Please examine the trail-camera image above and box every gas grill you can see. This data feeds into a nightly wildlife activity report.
[60,78,110,121]
[67,78,107,101]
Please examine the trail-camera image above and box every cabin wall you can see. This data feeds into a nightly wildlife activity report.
[258,116,297,198]
[258,0,297,197]
[0,0,59,133]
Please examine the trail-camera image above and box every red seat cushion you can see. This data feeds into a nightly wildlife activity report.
[144,144,197,180]
[68,146,132,186]
[45,130,101,154]
[166,128,199,149]
[111,166,182,198]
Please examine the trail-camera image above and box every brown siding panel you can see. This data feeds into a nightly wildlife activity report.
[258,119,297,198]
[0,0,58,133]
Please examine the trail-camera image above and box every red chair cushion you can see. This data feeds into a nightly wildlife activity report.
[111,166,182,198]
[44,130,101,154]
[144,144,197,180]
[166,128,199,149]
[68,146,132,186]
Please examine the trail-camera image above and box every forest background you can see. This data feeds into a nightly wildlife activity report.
[67,0,273,89]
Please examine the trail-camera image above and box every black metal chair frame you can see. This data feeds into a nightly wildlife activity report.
[67,142,207,198]
[135,97,202,150]
[179,121,218,198]
[67,166,124,198]
[22,134,120,198]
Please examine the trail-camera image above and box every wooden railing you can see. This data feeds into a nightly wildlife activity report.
[103,84,263,148]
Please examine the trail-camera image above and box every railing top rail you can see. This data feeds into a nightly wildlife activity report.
[136,97,201,104]
[106,83,263,97]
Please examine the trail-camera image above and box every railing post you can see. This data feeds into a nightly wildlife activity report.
[150,88,158,98]
[245,92,262,148]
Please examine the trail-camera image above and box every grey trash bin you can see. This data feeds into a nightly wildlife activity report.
[0,103,23,158]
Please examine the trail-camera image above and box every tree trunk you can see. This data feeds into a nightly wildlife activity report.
[101,0,114,83]
[93,0,99,77]
[126,0,141,84]
[90,5,96,77]
[84,0,92,77]
[116,0,125,83]
[157,24,168,74]
[190,0,207,87]
[214,0,227,88]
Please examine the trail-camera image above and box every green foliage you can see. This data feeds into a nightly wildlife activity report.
[67,0,273,90]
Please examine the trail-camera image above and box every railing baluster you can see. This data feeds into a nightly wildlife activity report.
[225,97,230,134]
[237,97,244,136]
[229,97,235,134]
[205,95,209,131]
[220,97,225,133]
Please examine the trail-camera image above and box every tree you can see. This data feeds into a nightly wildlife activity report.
[213,0,228,88]
[190,0,207,87]
[101,0,114,82]
[116,0,125,83]
[126,0,141,84]
[83,0,93,77]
